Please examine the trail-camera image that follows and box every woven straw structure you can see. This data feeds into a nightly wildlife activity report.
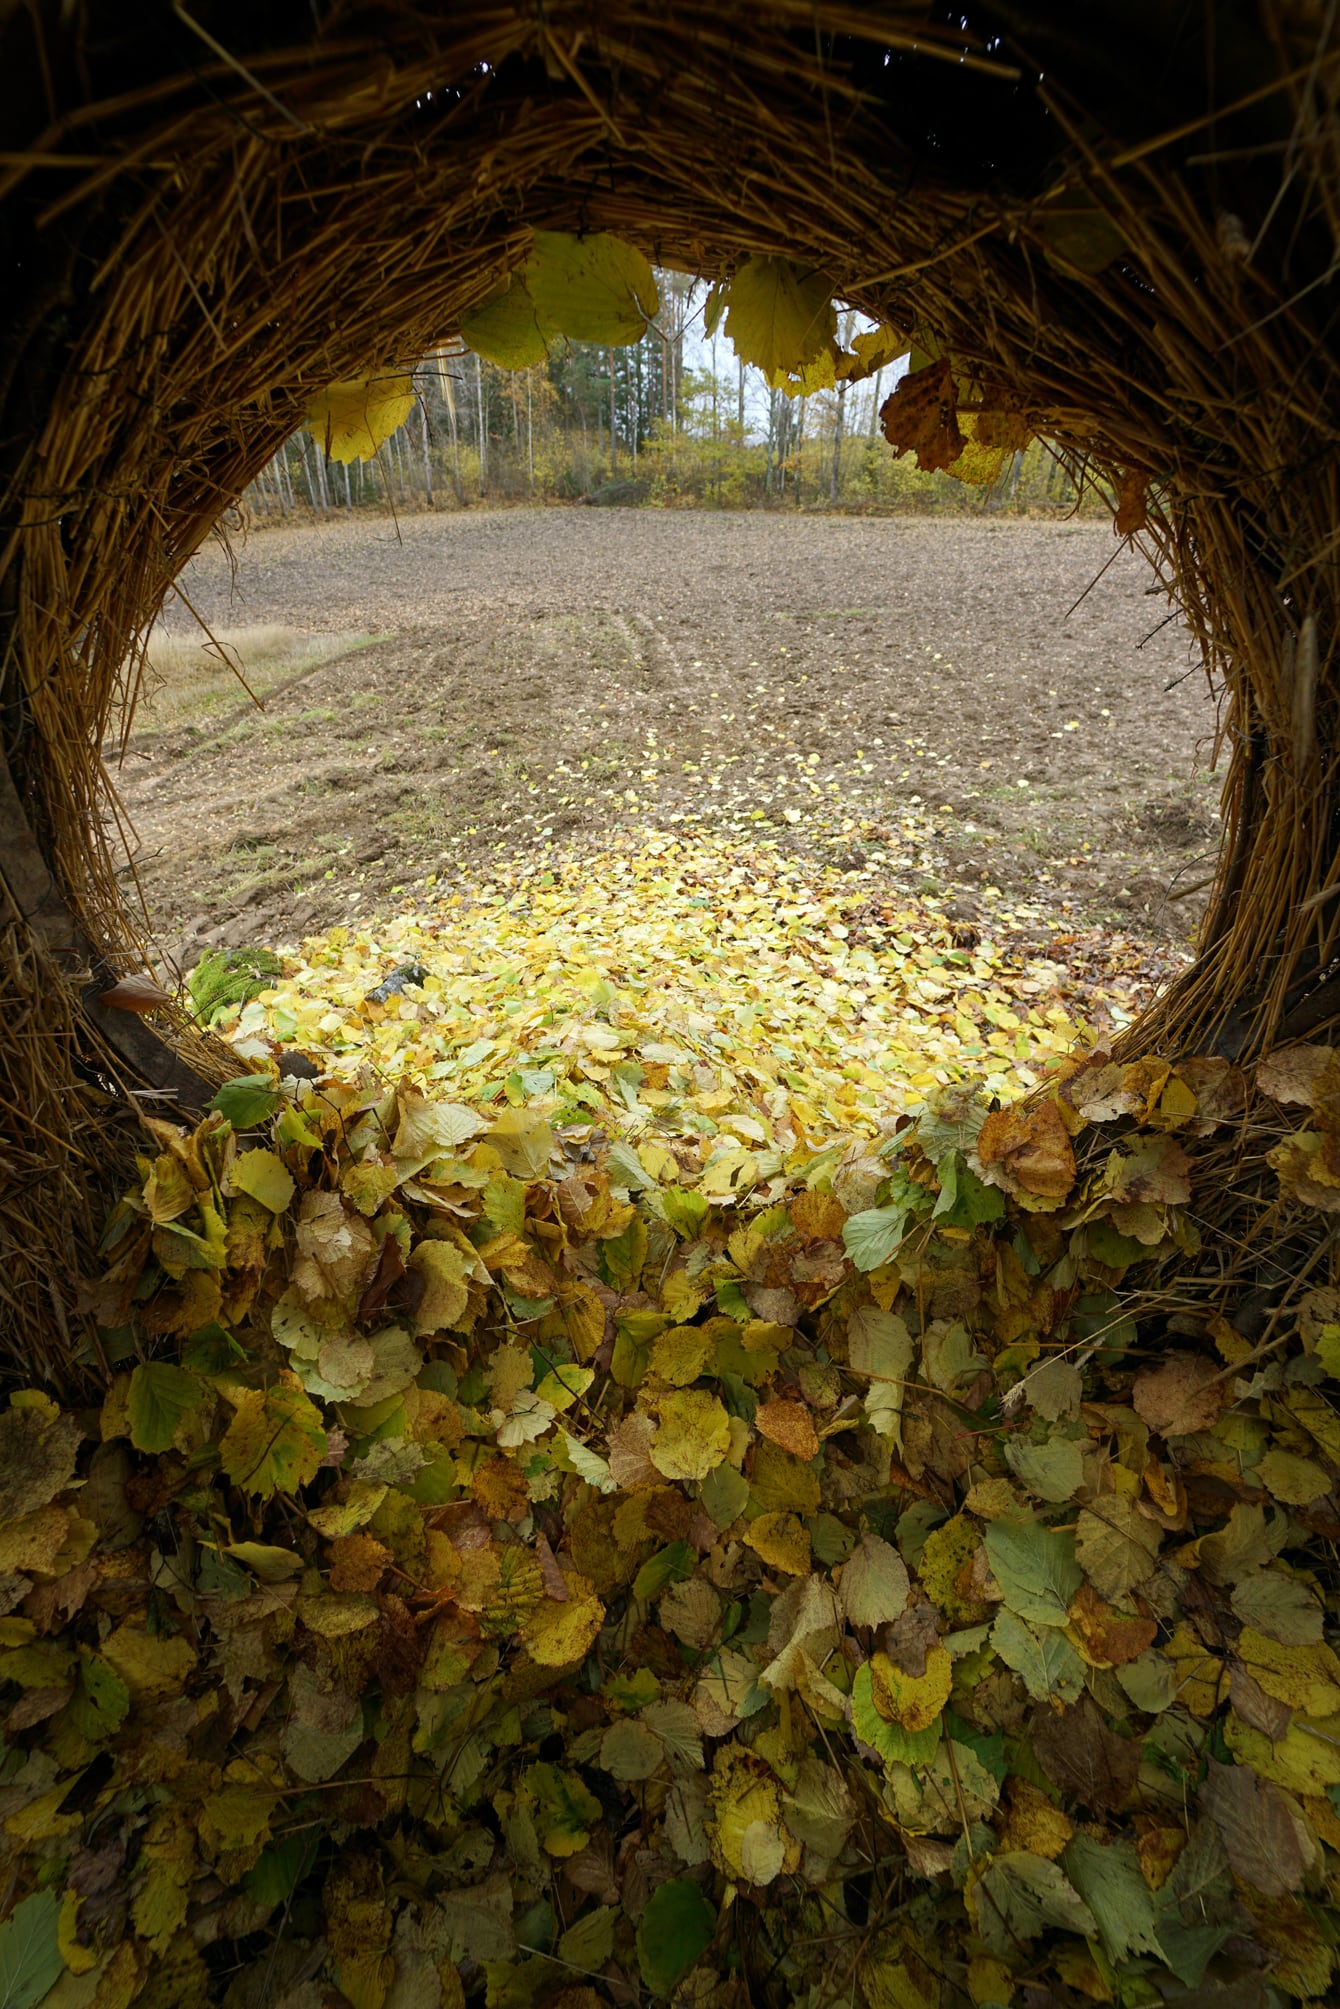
[1,0,1337,1383]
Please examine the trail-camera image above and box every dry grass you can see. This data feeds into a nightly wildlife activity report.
[127,624,354,733]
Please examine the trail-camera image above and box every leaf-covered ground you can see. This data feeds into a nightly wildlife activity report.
[224,827,1166,1164]
[6,813,1340,2007]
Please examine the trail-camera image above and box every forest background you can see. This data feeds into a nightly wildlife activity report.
[246,271,1085,519]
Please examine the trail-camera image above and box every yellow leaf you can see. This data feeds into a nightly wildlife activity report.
[708,1748,800,1884]
[869,1645,953,1733]
[407,1239,472,1334]
[527,230,659,347]
[1236,1628,1340,1716]
[100,1622,196,1699]
[229,1147,295,1214]
[1224,1710,1340,1795]
[304,375,415,464]
[520,1567,604,1668]
[219,1382,326,1498]
[198,1781,278,1861]
[459,271,551,368]
[721,255,836,379]
[744,1509,812,1576]
[648,1324,715,1385]
[130,1807,196,1951]
[650,1390,731,1480]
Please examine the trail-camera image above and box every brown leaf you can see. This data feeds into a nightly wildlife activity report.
[328,1534,393,1593]
[563,1838,620,1907]
[98,973,173,1013]
[1105,1134,1193,1207]
[1114,468,1149,536]
[754,1398,819,1462]
[472,1455,529,1522]
[1201,1759,1317,1895]
[790,1190,848,1244]
[975,1098,1076,1208]
[878,358,966,475]
[1068,1580,1157,1667]
[1229,1663,1293,1742]
[881,1602,941,1679]
[534,1530,569,1602]
[374,1593,426,1697]
[5,1684,73,1733]
[1132,1354,1226,1438]
[356,1231,406,1326]
[1031,1695,1140,1814]
[1256,1044,1333,1108]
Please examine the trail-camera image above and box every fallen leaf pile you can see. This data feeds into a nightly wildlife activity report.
[219,831,1157,1178]
[2,1009,1338,2007]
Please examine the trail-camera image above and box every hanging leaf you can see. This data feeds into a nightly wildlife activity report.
[720,255,837,381]
[838,324,907,383]
[1038,189,1128,273]
[303,375,415,464]
[527,230,660,346]
[879,357,966,475]
[458,271,552,368]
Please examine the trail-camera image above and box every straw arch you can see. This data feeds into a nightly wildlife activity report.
[2,0,1337,1381]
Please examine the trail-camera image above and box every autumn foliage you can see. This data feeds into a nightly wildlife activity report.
[1,1018,1339,2004]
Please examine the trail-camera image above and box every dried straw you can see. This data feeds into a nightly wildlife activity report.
[1,1,1338,1380]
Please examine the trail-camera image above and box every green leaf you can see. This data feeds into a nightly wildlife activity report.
[607,1140,653,1190]
[560,1430,617,1494]
[1070,1288,1137,1359]
[983,1517,1082,1626]
[524,1761,603,1856]
[181,1321,244,1374]
[1075,1496,1161,1600]
[842,1205,907,1271]
[209,1073,283,1129]
[990,1609,1085,1703]
[559,1905,618,1970]
[971,1851,1097,1959]
[1062,1833,1166,1966]
[701,1462,749,1532]
[851,1664,941,1766]
[68,1652,131,1741]
[528,230,659,346]
[219,1384,326,1499]
[636,1878,716,1996]
[847,1305,914,1439]
[1230,1568,1325,1645]
[459,272,551,368]
[1005,1433,1085,1504]
[633,1541,696,1603]
[127,1359,204,1453]
[242,1831,320,1909]
[660,1186,710,1238]
[721,255,836,381]
[932,1152,1005,1227]
[0,1889,63,2009]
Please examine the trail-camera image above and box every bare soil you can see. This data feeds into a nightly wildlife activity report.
[110,508,1222,967]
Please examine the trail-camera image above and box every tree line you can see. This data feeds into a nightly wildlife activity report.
[246,272,1083,521]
